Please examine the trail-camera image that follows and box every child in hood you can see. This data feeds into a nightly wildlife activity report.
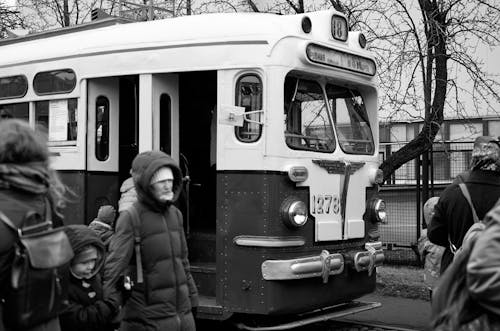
[88,205,116,247]
[60,225,119,331]
[418,196,444,301]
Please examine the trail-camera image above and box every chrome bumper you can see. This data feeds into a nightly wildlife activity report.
[262,250,344,283]
[353,241,385,276]
[261,241,384,282]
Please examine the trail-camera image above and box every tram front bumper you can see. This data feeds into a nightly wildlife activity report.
[261,241,384,282]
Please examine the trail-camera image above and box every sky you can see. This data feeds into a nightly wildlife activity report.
[1,0,15,6]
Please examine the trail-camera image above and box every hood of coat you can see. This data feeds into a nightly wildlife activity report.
[64,225,106,279]
[131,151,183,212]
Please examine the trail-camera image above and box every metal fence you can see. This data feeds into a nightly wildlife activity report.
[378,141,473,265]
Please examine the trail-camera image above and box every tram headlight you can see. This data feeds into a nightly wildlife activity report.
[281,197,308,228]
[367,198,387,223]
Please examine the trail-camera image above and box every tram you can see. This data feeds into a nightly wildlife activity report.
[0,9,386,329]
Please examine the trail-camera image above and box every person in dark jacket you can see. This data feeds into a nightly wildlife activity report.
[60,225,119,331]
[88,205,116,247]
[0,119,69,331]
[428,135,500,273]
[103,151,198,331]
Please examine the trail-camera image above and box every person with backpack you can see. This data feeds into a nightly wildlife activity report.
[0,119,71,331]
[428,135,500,273]
[102,151,198,331]
[60,225,120,331]
[417,196,444,301]
[431,199,500,330]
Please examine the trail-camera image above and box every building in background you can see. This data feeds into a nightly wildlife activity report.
[379,115,500,185]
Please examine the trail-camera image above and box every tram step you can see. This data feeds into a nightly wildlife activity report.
[197,295,230,320]
[191,262,216,297]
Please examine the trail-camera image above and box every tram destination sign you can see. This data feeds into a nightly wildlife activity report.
[306,43,376,76]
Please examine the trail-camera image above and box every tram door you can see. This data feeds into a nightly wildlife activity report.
[86,77,120,222]
[87,76,139,222]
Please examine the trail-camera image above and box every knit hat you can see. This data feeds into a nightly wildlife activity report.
[97,205,116,225]
[150,166,174,185]
[470,136,500,172]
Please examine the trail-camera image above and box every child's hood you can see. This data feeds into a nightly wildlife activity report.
[64,225,106,277]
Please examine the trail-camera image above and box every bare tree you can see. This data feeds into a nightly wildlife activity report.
[360,1,500,188]
[245,0,500,188]
[17,0,107,30]
[0,3,25,38]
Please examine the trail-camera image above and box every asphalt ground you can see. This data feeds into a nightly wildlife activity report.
[338,293,431,331]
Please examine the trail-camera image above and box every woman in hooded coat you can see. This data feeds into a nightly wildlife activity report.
[103,151,198,331]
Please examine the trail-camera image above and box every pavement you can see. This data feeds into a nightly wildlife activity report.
[338,293,432,331]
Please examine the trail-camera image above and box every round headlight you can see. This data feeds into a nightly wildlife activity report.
[281,197,308,228]
[374,199,387,223]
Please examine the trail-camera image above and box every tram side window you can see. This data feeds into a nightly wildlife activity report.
[235,74,263,142]
[284,76,336,153]
[96,96,110,161]
[326,84,374,155]
[35,98,78,144]
[0,75,28,99]
[33,69,76,95]
[0,103,29,121]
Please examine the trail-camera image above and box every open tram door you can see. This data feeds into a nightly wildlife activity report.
[148,71,219,314]
[86,76,139,222]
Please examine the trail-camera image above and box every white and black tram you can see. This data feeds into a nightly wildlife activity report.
[0,9,386,329]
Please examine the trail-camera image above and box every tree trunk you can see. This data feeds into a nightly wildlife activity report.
[379,0,447,184]
[63,0,70,26]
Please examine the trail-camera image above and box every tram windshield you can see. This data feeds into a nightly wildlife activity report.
[326,84,374,155]
[284,76,336,153]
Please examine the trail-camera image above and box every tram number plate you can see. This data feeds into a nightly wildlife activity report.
[311,194,340,214]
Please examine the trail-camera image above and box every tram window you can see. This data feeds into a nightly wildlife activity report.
[33,69,76,95]
[0,103,29,121]
[235,74,262,142]
[326,84,374,155]
[95,96,110,161]
[35,98,78,144]
[159,93,171,154]
[284,76,336,153]
[0,75,28,99]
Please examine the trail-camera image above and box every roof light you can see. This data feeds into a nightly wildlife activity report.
[331,14,348,41]
[358,33,367,48]
[306,43,376,76]
[301,16,312,34]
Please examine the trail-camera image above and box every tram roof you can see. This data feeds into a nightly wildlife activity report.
[0,10,369,67]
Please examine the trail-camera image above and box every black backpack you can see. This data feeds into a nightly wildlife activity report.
[0,200,74,329]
